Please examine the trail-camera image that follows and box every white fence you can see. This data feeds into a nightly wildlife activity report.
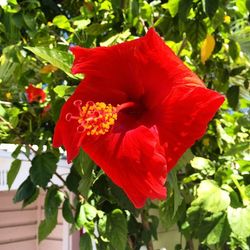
[0,145,77,250]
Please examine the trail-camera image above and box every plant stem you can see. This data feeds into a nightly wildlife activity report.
[55,172,67,186]
[177,37,188,56]
[141,210,154,250]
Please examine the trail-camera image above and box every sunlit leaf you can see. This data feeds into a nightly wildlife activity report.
[201,35,215,64]
[25,46,79,78]
[227,206,250,238]
[161,0,180,17]
[53,15,74,32]
[192,180,230,213]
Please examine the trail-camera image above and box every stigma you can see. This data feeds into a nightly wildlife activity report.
[65,100,118,136]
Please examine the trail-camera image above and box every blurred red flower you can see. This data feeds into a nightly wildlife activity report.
[53,29,224,208]
[26,84,46,103]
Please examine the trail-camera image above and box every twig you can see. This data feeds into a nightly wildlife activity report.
[55,172,67,186]
[141,210,154,250]
[128,235,134,250]
[186,239,194,250]
[177,37,188,57]
[0,115,13,129]
[27,144,38,154]
[139,17,148,33]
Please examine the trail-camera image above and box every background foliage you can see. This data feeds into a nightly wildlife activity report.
[0,0,249,249]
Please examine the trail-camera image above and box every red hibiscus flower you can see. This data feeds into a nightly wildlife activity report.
[26,84,46,103]
[53,28,224,208]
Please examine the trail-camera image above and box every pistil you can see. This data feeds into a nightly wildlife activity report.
[65,100,136,136]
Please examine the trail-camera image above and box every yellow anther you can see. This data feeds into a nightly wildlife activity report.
[77,101,117,136]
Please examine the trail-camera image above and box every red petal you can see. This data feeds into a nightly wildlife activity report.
[53,92,85,162]
[70,29,204,108]
[82,125,167,208]
[154,85,225,171]
[26,84,46,103]
[53,80,128,162]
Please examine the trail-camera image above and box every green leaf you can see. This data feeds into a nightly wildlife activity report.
[25,46,78,78]
[149,215,159,240]
[30,152,58,188]
[62,198,74,223]
[53,15,74,32]
[76,204,86,228]
[108,179,138,215]
[216,120,234,144]
[75,203,95,234]
[205,214,231,245]
[128,0,139,22]
[229,40,240,60]
[23,188,39,208]
[13,177,37,203]
[202,0,219,18]
[236,0,248,14]
[247,0,250,11]
[192,180,230,213]
[190,157,215,176]
[161,0,180,17]
[230,66,246,76]
[186,19,207,47]
[38,213,57,242]
[86,23,109,36]
[78,175,93,198]
[39,186,63,242]
[226,86,240,110]
[11,144,21,158]
[178,0,193,20]
[51,98,65,122]
[84,203,97,221]
[0,104,6,116]
[77,151,95,198]
[160,195,185,230]
[173,149,194,171]
[168,170,183,216]
[7,159,21,189]
[45,186,64,218]
[227,206,250,238]
[106,209,128,250]
[53,85,75,98]
[66,164,81,194]
[80,233,92,250]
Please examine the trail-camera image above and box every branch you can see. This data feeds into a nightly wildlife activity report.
[128,235,134,250]
[55,172,67,186]
[141,210,154,250]
[177,37,188,57]
[0,115,14,129]
[139,17,148,33]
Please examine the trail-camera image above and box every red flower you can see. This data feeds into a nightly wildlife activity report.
[26,84,46,103]
[53,29,224,208]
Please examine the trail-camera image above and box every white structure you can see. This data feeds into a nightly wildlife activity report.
[0,144,79,250]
